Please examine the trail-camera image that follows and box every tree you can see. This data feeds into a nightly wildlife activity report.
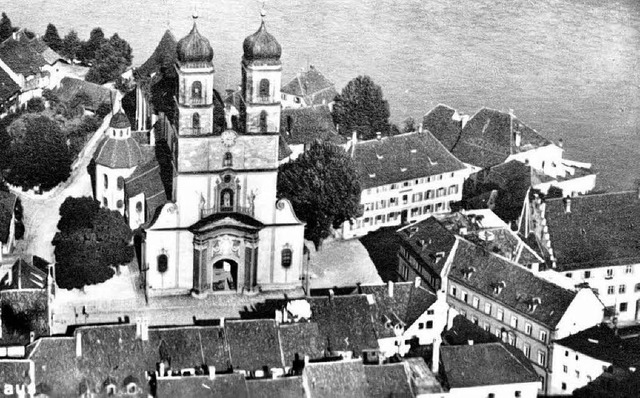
[108,33,133,66]
[402,117,416,133]
[43,24,63,53]
[53,197,134,290]
[332,75,391,141]
[5,115,72,191]
[277,141,362,247]
[26,97,45,113]
[85,41,129,84]
[61,30,81,61]
[78,27,106,64]
[0,13,13,42]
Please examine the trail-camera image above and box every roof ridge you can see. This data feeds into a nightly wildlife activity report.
[423,103,457,117]
[546,190,636,202]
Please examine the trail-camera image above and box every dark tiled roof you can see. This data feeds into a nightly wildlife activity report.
[0,34,47,76]
[0,191,16,244]
[309,295,378,355]
[487,160,532,188]
[156,373,248,398]
[555,324,640,367]
[0,360,33,393]
[281,66,335,101]
[360,282,437,339]
[94,135,144,169]
[27,337,79,397]
[225,320,284,372]
[148,326,231,371]
[353,131,466,190]
[304,359,368,398]
[125,160,168,222]
[544,191,640,270]
[278,322,327,366]
[109,111,131,128]
[136,30,178,78]
[440,343,539,388]
[422,104,462,151]
[364,363,414,398]
[398,217,458,275]
[449,108,552,169]
[0,67,19,101]
[3,258,47,290]
[280,105,343,146]
[246,376,306,398]
[449,239,576,328]
[53,77,114,111]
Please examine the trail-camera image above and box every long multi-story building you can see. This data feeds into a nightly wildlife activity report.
[341,130,468,239]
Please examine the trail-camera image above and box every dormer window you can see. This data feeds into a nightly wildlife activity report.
[494,281,506,294]
[528,297,541,313]
[126,383,137,394]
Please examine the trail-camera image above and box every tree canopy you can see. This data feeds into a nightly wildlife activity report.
[85,34,133,84]
[43,23,63,53]
[332,75,391,141]
[0,13,13,42]
[53,197,134,290]
[61,30,81,61]
[277,141,362,247]
[4,114,72,191]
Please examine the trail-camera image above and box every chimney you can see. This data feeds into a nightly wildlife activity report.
[328,289,334,300]
[558,138,564,148]
[159,362,165,378]
[141,318,149,341]
[418,123,423,133]
[220,317,225,327]
[376,131,382,141]
[29,331,35,344]
[304,355,310,365]
[514,130,521,147]
[564,197,571,213]
[208,366,216,380]
[431,337,441,373]
[75,332,82,357]
[468,340,474,346]
[414,277,421,288]
[388,281,394,298]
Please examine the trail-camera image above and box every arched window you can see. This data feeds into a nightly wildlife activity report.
[259,79,270,99]
[136,201,143,213]
[157,254,168,273]
[103,197,108,207]
[192,81,202,99]
[117,200,123,209]
[223,152,233,167]
[220,188,234,211]
[104,174,109,189]
[281,248,292,268]
[117,176,124,190]
[286,115,293,133]
[192,113,200,133]
[259,111,267,133]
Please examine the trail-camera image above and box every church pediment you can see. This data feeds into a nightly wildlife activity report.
[189,212,265,234]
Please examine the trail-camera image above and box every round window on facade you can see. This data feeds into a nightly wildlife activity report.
[281,248,292,268]
[157,254,168,273]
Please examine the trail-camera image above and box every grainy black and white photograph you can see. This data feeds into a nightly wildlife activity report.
[0,0,638,396]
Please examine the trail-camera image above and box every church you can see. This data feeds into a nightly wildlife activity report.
[95,13,306,297]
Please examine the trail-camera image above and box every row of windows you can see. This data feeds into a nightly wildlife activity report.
[362,186,458,212]
[450,284,548,343]
[566,265,634,279]
[191,79,271,101]
[354,202,452,230]
[364,174,457,196]
[103,197,124,209]
[103,175,125,190]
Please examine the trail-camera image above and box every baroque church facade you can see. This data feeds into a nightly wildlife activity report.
[98,15,306,296]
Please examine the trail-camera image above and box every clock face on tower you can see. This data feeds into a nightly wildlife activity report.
[221,130,237,147]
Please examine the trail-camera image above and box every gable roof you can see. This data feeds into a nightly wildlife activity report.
[398,217,458,275]
[148,326,231,371]
[364,362,414,398]
[440,343,539,389]
[281,66,338,106]
[353,131,466,190]
[246,376,306,398]
[278,132,293,160]
[0,67,19,102]
[3,258,47,290]
[0,33,48,76]
[280,105,343,146]
[125,160,168,222]
[555,324,640,368]
[422,104,462,151]
[303,359,368,398]
[156,373,248,398]
[543,191,640,270]
[0,191,16,244]
[278,322,327,366]
[136,30,178,78]
[225,319,284,372]
[53,77,114,111]
[449,239,577,328]
[449,108,553,169]
[360,282,437,339]
[309,295,378,355]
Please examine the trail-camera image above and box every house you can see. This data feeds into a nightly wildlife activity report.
[551,323,640,395]
[341,130,468,239]
[0,191,17,263]
[522,190,640,322]
[279,104,345,162]
[437,343,540,398]
[396,209,544,291]
[0,66,19,112]
[424,105,596,196]
[52,76,115,113]
[280,65,338,109]
[359,280,447,357]
[445,238,604,394]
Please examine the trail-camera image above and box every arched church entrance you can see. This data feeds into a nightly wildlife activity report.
[211,258,238,291]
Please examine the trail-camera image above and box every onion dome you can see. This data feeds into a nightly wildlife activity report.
[109,111,131,129]
[176,20,214,64]
[243,11,281,62]
[94,136,143,169]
